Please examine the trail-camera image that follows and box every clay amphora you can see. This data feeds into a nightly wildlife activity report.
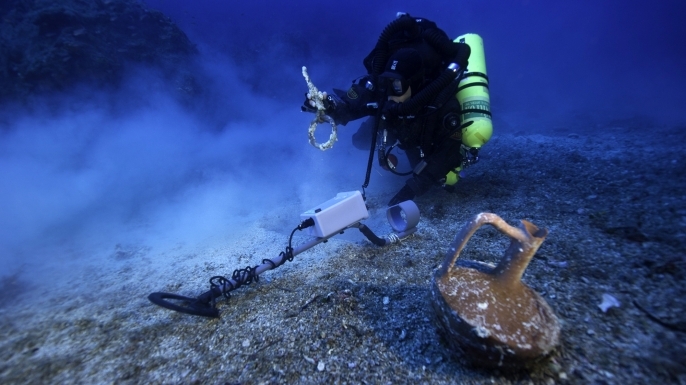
[431,213,560,368]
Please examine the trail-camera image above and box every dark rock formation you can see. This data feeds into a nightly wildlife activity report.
[0,0,198,103]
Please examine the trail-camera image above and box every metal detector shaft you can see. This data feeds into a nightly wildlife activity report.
[149,225,357,317]
[148,198,421,317]
[195,224,357,304]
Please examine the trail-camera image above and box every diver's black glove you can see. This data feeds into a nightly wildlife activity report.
[301,93,317,113]
[301,93,335,113]
[381,100,401,123]
[388,184,415,207]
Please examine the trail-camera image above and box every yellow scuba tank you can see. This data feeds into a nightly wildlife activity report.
[445,33,493,186]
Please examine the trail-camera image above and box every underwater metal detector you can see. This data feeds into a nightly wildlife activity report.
[148,191,420,318]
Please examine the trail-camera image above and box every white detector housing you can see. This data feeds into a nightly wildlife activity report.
[300,191,369,238]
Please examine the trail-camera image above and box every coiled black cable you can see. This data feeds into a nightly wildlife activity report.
[207,222,306,302]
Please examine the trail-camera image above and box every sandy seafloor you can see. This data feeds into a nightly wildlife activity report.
[1,119,685,385]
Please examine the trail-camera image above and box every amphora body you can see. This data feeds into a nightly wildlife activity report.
[431,213,560,368]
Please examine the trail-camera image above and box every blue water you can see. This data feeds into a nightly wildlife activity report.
[145,0,686,125]
[1,0,684,283]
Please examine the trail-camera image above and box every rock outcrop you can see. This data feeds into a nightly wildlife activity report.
[0,0,198,102]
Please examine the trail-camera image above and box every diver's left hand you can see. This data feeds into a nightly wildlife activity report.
[382,100,401,122]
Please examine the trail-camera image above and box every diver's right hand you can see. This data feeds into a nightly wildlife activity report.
[301,92,336,113]
[301,96,316,113]
[301,92,317,113]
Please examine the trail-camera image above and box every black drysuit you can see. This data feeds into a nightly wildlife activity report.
[308,15,471,205]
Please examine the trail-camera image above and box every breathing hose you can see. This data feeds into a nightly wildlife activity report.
[395,64,463,117]
[369,15,418,76]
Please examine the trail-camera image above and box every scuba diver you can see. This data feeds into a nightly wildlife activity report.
[302,13,490,206]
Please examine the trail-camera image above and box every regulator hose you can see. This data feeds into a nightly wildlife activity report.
[395,65,462,117]
[369,14,469,76]
[421,28,471,66]
[369,15,419,76]
[369,15,469,117]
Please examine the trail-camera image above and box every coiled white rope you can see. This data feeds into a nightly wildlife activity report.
[302,66,338,151]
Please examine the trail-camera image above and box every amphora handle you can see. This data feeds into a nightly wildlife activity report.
[438,213,548,286]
